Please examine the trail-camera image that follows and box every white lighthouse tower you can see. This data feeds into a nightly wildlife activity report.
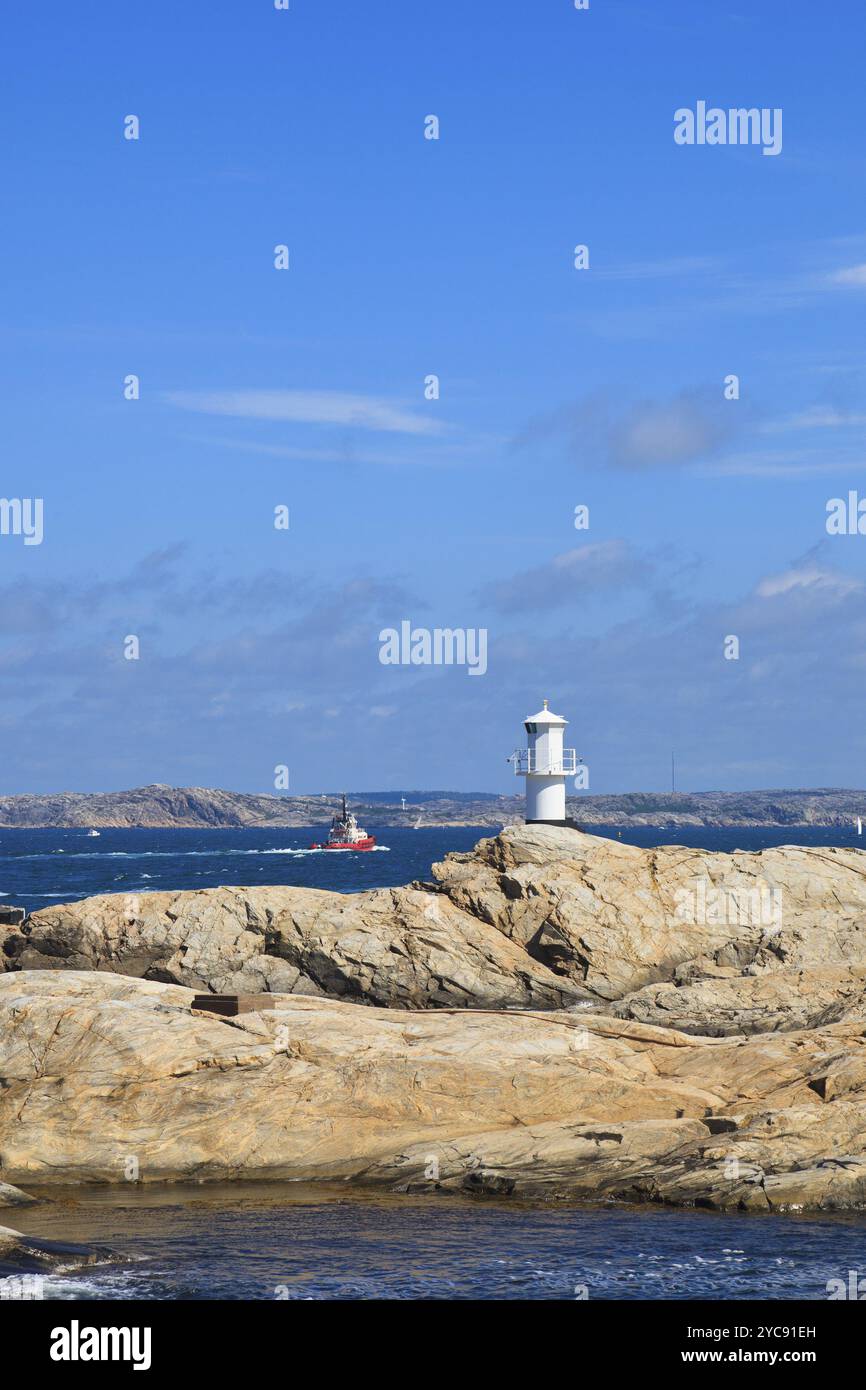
[511,699,578,826]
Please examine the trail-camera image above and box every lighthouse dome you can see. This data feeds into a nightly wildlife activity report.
[524,699,568,732]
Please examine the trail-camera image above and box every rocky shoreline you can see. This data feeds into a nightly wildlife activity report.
[0,1182,109,1279]
[2,825,866,1213]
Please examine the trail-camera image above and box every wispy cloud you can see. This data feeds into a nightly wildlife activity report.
[566,238,866,342]
[165,389,444,437]
[755,563,862,600]
[590,255,721,283]
[763,406,866,432]
[480,541,651,613]
[827,264,866,289]
[699,444,866,478]
[176,431,494,469]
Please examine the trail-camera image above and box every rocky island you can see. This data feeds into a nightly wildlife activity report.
[2,825,866,1212]
[1,784,865,828]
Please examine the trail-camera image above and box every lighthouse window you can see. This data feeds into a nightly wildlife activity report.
[525,723,536,734]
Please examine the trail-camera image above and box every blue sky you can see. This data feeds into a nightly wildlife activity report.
[1,0,865,795]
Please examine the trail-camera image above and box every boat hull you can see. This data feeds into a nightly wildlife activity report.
[311,837,376,851]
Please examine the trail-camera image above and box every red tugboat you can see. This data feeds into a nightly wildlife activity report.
[311,794,376,851]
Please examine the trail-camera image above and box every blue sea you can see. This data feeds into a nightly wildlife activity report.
[12,1185,866,1302]
[2,822,864,1301]
[0,821,861,915]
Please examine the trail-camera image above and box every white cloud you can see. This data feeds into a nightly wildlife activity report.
[762,407,866,432]
[756,565,862,599]
[591,255,720,282]
[165,389,444,436]
[177,431,490,469]
[699,449,866,478]
[828,264,866,288]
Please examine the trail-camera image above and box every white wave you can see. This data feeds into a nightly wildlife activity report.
[18,846,391,861]
[237,839,322,850]
[17,848,325,861]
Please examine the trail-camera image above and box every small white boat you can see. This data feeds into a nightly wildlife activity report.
[857,817,863,837]
[86,829,101,838]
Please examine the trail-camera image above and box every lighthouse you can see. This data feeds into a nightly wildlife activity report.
[510,699,578,826]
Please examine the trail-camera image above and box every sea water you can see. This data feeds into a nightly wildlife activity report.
[10,1184,866,1302]
[0,822,858,915]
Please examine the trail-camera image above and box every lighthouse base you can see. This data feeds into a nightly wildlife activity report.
[525,817,582,830]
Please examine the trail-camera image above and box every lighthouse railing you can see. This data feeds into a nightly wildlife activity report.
[512,749,578,775]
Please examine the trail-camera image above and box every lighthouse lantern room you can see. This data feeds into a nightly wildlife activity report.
[511,699,578,826]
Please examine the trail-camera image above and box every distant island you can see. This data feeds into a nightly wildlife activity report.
[0,784,864,829]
